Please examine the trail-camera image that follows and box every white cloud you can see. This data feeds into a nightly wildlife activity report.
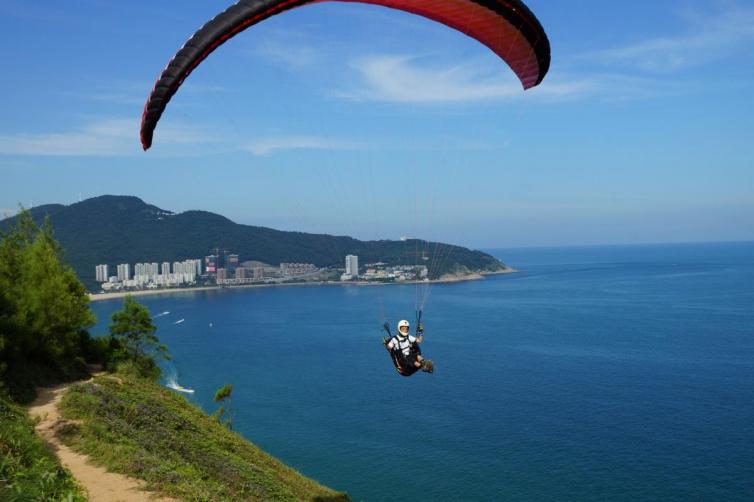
[83,92,144,106]
[245,135,363,156]
[334,55,596,103]
[248,28,323,70]
[329,4,754,105]
[340,55,519,102]
[258,42,321,70]
[0,118,360,158]
[335,53,715,105]
[550,72,704,102]
[588,3,754,72]
[0,118,216,157]
[60,81,227,107]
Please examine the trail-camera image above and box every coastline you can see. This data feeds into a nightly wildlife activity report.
[88,267,518,303]
[89,286,220,302]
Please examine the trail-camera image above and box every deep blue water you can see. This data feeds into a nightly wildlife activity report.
[89,242,754,501]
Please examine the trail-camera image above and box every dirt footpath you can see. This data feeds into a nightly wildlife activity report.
[28,379,178,502]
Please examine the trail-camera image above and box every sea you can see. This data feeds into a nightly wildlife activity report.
[88,242,754,501]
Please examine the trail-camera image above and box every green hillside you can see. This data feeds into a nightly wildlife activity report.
[1,195,506,290]
[60,372,349,501]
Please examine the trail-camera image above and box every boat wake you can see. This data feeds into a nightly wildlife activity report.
[166,378,195,394]
[153,311,170,318]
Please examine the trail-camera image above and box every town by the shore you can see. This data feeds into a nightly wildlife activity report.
[88,268,517,303]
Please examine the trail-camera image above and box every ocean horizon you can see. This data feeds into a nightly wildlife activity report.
[89,241,754,501]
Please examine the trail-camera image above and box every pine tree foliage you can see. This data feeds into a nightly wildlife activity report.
[108,296,169,380]
[0,210,96,402]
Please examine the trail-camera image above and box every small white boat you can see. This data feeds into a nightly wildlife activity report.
[174,318,185,325]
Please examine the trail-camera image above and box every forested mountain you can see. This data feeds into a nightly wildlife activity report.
[1,195,505,290]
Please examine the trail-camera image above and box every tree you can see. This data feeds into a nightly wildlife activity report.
[109,296,169,379]
[19,219,95,360]
[0,334,5,389]
[0,210,97,401]
[0,292,11,386]
[213,384,233,430]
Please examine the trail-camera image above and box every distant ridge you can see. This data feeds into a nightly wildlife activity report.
[1,195,506,290]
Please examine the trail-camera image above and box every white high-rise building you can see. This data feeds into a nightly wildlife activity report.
[133,262,160,284]
[162,262,171,276]
[116,263,131,281]
[345,255,359,278]
[95,264,109,282]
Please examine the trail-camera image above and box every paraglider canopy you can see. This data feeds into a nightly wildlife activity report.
[140,0,551,150]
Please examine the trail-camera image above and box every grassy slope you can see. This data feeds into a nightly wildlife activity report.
[0,393,86,501]
[59,374,350,501]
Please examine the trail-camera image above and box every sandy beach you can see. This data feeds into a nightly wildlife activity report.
[89,286,220,302]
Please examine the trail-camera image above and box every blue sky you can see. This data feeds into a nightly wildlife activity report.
[1,0,752,248]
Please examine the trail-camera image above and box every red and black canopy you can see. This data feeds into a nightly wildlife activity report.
[141,0,551,150]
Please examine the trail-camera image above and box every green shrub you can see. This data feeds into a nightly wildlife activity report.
[0,393,85,501]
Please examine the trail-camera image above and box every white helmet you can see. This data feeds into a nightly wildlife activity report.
[397,319,410,337]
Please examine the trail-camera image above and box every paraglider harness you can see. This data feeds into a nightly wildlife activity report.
[383,312,424,377]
